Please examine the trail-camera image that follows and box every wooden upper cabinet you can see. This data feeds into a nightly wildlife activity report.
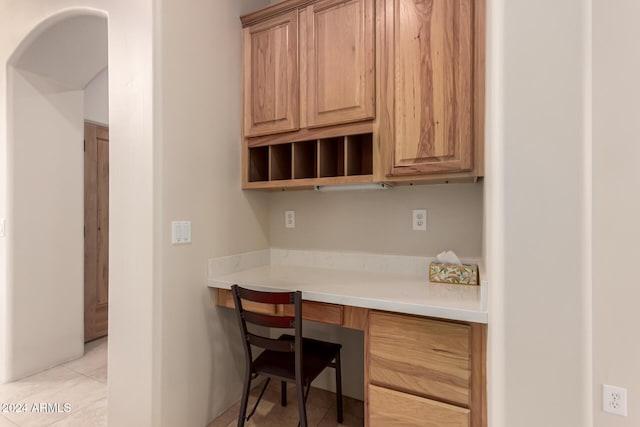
[243,11,299,137]
[305,0,375,128]
[384,0,477,175]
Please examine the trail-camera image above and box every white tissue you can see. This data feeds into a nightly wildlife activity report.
[436,250,463,266]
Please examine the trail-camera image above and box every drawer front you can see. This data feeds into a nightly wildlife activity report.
[282,301,344,325]
[215,288,277,315]
[369,384,470,427]
[369,311,471,406]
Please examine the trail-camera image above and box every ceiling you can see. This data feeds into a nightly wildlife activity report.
[12,15,108,89]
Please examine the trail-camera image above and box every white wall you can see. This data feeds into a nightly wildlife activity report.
[487,1,592,426]
[8,68,84,378]
[0,3,156,426]
[593,1,640,426]
[157,0,270,425]
[84,68,108,125]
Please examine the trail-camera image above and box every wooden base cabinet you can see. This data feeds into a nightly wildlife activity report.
[366,311,486,426]
[369,384,470,427]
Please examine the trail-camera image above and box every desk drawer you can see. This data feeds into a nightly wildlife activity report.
[368,311,471,406]
[215,288,277,315]
[215,289,342,324]
[282,301,344,326]
[369,384,470,427]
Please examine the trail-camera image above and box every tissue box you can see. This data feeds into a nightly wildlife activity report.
[429,262,479,286]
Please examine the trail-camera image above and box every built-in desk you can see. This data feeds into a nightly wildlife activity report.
[209,264,487,427]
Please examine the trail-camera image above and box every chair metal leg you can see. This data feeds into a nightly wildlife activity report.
[281,381,287,407]
[237,374,252,427]
[335,351,344,423]
[245,378,270,422]
[296,380,308,427]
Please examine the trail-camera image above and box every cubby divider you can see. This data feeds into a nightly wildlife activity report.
[246,132,373,186]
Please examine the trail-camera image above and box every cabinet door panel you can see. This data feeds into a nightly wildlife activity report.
[369,384,470,427]
[369,311,471,406]
[392,0,473,174]
[244,11,299,137]
[307,0,374,127]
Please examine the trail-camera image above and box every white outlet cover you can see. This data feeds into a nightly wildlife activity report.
[0,218,5,237]
[603,384,628,416]
[285,211,295,229]
[412,209,427,231]
[171,221,192,244]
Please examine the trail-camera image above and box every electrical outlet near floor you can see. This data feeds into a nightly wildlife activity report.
[412,209,427,231]
[603,384,628,416]
[285,210,295,228]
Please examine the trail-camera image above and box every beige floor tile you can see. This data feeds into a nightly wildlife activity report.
[0,415,18,426]
[0,366,82,403]
[62,338,107,377]
[209,380,363,427]
[48,398,107,427]
[3,374,106,427]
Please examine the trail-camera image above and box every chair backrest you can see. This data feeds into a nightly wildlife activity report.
[231,284,303,369]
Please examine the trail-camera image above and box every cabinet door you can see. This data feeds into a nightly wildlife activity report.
[369,384,470,427]
[306,0,374,128]
[243,11,299,137]
[389,0,474,175]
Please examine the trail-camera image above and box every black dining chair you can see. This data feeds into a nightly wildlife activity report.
[231,284,343,427]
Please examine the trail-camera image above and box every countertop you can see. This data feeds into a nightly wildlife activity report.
[208,264,488,323]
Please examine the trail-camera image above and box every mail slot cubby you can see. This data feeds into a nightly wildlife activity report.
[293,141,317,179]
[319,137,345,178]
[270,143,292,181]
[346,133,373,176]
[248,146,269,182]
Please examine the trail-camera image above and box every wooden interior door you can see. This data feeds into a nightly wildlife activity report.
[390,0,474,175]
[84,122,109,342]
[306,0,374,128]
[243,10,299,137]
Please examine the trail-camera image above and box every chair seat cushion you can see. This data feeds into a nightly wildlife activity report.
[252,334,341,384]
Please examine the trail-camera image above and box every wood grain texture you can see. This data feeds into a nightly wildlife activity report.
[241,0,317,27]
[368,311,471,406]
[243,11,299,137]
[216,288,277,315]
[392,0,473,174]
[306,0,375,127]
[473,0,485,178]
[343,306,368,330]
[282,301,344,325]
[84,122,109,342]
[470,323,487,427]
[369,384,470,427]
[247,120,373,147]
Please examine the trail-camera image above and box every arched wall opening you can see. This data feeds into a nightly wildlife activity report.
[5,10,108,381]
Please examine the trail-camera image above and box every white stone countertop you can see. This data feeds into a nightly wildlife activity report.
[208,264,488,324]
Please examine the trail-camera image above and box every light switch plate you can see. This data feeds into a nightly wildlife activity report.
[171,221,192,244]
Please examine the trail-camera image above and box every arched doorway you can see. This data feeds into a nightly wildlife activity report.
[6,10,108,380]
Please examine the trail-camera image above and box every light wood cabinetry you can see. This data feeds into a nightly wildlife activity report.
[241,0,376,189]
[379,0,484,177]
[243,11,299,137]
[369,384,470,427]
[305,0,375,127]
[366,311,486,427]
[241,0,485,189]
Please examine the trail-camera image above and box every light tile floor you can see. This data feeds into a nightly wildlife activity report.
[0,337,108,427]
[208,380,364,427]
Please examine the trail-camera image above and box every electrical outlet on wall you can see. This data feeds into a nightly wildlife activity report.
[285,210,295,228]
[412,209,427,231]
[603,384,628,416]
